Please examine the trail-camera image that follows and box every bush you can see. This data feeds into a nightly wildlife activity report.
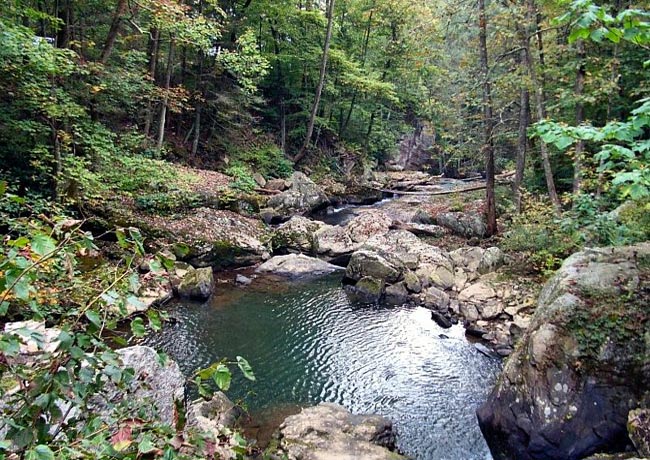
[501,194,650,275]
[230,144,293,179]
[500,198,579,274]
[225,164,258,193]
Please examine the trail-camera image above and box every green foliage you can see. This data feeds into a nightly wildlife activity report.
[230,144,293,180]
[225,164,257,193]
[502,193,650,275]
[535,97,650,200]
[0,190,254,458]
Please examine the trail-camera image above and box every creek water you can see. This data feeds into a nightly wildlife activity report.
[146,273,501,460]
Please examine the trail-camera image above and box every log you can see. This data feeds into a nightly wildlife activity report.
[254,188,281,195]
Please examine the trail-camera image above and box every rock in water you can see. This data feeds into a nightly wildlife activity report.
[477,243,650,460]
[256,254,343,279]
[267,172,329,217]
[274,403,404,460]
[178,266,215,300]
[345,276,385,304]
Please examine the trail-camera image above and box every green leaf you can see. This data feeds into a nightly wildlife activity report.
[31,234,56,257]
[12,280,31,301]
[130,317,146,337]
[0,301,8,316]
[85,310,102,328]
[138,434,156,454]
[212,364,232,391]
[25,445,54,460]
[147,310,162,332]
[236,356,256,381]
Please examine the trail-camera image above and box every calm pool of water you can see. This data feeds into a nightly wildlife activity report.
[146,274,501,459]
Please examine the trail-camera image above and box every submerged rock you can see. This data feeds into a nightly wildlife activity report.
[477,243,650,460]
[274,402,403,460]
[256,254,343,279]
[178,266,215,300]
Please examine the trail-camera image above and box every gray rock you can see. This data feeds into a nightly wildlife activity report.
[385,282,409,305]
[274,216,328,253]
[435,211,487,238]
[275,403,403,460]
[423,286,450,310]
[403,271,422,293]
[628,409,650,457]
[253,172,266,188]
[346,249,402,283]
[315,210,394,257]
[235,274,253,285]
[267,172,329,216]
[477,243,650,460]
[178,267,214,300]
[256,254,343,279]
[431,311,452,329]
[114,346,184,427]
[266,178,289,191]
[345,276,385,303]
[186,392,242,435]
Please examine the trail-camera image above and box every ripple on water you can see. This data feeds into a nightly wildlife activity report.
[145,274,500,460]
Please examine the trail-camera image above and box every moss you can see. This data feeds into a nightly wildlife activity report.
[566,275,649,372]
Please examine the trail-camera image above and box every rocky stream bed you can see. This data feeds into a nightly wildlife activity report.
[6,171,649,459]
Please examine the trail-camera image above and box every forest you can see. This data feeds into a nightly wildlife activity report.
[0,0,649,458]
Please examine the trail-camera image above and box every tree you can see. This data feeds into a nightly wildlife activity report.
[478,0,497,236]
[294,0,336,164]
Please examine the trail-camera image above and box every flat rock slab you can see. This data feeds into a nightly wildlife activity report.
[256,254,344,279]
[275,403,403,460]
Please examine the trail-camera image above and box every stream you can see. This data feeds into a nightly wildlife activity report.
[146,272,501,459]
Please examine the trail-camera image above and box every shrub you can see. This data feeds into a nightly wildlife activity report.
[225,164,258,193]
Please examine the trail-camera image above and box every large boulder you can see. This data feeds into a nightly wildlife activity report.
[113,346,185,427]
[477,243,650,460]
[345,276,385,303]
[346,249,403,283]
[435,211,487,238]
[256,254,344,279]
[178,266,214,300]
[315,210,394,258]
[267,172,329,217]
[273,216,329,253]
[274,403,404,460]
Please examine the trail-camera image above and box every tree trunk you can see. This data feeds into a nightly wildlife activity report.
[99,0,128,63]
[528,0,561,210]
[340,8,373,137]
[56,0,73,49]
[144,28,160,138]
[573,39,586,195]
[156,35,175,153]
[514,23,531,213]
[294,0,336,164]
[478,0,497,236]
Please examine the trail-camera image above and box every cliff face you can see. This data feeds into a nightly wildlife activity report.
[396,123,438,172]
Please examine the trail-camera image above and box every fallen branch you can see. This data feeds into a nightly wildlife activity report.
[254,188,281,195]
[365,183,488,196]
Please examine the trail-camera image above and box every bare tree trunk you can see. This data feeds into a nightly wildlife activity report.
[573,39,586,195]
[478,0,497,236]
[529,0,561,210]
[156,35,175,154]
[144,28,160,138]
[100,0,128,63]
[294,0,336,164]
